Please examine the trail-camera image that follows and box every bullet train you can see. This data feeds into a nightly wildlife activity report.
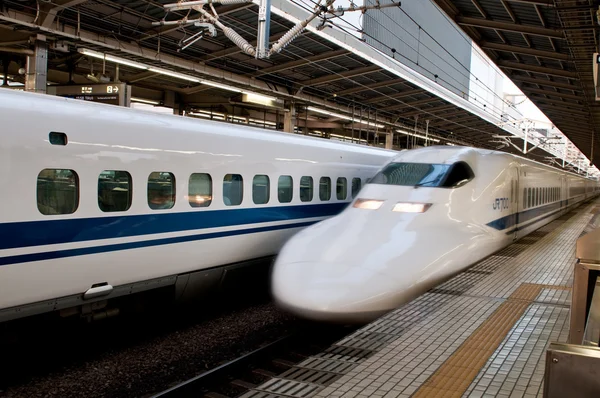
[271,146,600,323]
[0,89,396,322]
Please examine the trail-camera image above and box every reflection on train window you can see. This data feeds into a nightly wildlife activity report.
[37,169,79,215]
[352,178,361,198]
[223,174,243,206]
[253,175,270,205]
[278,176,293,203]
[320,177,331,201]
[370,161,473,188]
[189,173,212,208]
[148,172,175,210]
[300,176,313,202]
[98,170,132,212]
[337,178,347,200]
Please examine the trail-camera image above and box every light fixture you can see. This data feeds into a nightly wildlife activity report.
[307,106,385,129]
[392,202,431,213]
[201,80,242,92]
[78,48,149,70]
[353,199,384,210]
[131,97,160,105]
[396,129,440,143]
[78,48,284,101]
[148,68,201,82]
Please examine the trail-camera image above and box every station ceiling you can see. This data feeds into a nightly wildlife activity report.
[0,0,591,165]
[434,0,600,167]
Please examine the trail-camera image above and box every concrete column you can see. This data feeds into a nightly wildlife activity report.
[283,102,295,133]
[25,36,48,94]
[385,130,394,149]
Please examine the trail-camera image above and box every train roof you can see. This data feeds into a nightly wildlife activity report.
[4,89,396,158]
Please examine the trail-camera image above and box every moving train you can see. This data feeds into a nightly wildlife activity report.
[271,146,600,323]
[0,89,396,322]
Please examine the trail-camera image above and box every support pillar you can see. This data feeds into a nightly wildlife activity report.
[284,103,295,133]
[385,130,394,149]
[25,36,47,94]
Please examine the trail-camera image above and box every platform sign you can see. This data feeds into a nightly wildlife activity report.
[48,83,131,106]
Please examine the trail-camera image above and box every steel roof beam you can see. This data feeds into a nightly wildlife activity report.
[251,49,348,77]
[535,102,590,116]
[456,16,564,39]
[503,0,555,6]
[39,0,87,28]
[382,97,443,111]
[300,65,380,86]
[526,88,583,101]
[399,104,455,118]
[497,60,579,78]
[510,75,581,91]
[479,41,570,61]
[363,88,424,104]
[335,78,408,96]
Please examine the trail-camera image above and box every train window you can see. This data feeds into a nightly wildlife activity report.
[253,175,270,205]
[49,132,67,146]
[320,177,331,201]
[98,170,132,212]
[300,176,313,202]
[527,188,532,208]
[352,178,362,198]
[223,174,243,206]
[523,189,527,208]
[337,178,347,200]
[37,169,79,215]
[370,161,473,188]
[148,172,175,210]
[278,176,293,203]
[189,173,212,208]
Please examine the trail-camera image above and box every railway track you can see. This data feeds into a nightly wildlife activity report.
[152,324,354,398]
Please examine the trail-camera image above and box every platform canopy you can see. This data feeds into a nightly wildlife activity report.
[434,0,600,168]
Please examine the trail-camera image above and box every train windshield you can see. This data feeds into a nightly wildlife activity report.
[370,162,473,188]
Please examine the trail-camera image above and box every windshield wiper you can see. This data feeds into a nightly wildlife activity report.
[413,178,439,188]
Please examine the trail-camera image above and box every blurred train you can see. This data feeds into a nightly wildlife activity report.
[272,146,600,323]
[0,89,396,322]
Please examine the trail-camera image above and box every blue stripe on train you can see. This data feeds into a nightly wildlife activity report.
[0,220,315,266]
[0,203,347,251]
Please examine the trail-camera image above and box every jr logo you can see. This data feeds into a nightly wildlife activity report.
[493,197,510,210]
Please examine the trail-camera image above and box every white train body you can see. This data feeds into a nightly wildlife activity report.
[0,90,396,322]
[272,146,600,322]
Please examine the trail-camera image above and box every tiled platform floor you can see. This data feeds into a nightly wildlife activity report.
[242,199,600,398]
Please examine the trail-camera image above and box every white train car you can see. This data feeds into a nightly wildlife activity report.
[0,90,396,322]
[272,146,600,322]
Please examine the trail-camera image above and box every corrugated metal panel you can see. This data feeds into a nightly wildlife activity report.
[363,0,472,99]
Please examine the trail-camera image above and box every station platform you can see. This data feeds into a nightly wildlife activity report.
[243,199,600,398]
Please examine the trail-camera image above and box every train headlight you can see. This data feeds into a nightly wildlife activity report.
[353,199,384,210]
[392,202,432,213]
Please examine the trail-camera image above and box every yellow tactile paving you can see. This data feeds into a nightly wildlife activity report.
[412,283,566,398]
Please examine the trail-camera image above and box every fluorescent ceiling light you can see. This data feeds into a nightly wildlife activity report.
[148,68,201,82]
[201,80,242,92]
[131,97,160,105]
[396,129,440,143]
[243,92,277,102]
[78,48,148,70]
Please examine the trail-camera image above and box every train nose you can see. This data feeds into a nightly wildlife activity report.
[271,261,404,323]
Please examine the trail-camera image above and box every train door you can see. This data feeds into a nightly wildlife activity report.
[510,168,519,241]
